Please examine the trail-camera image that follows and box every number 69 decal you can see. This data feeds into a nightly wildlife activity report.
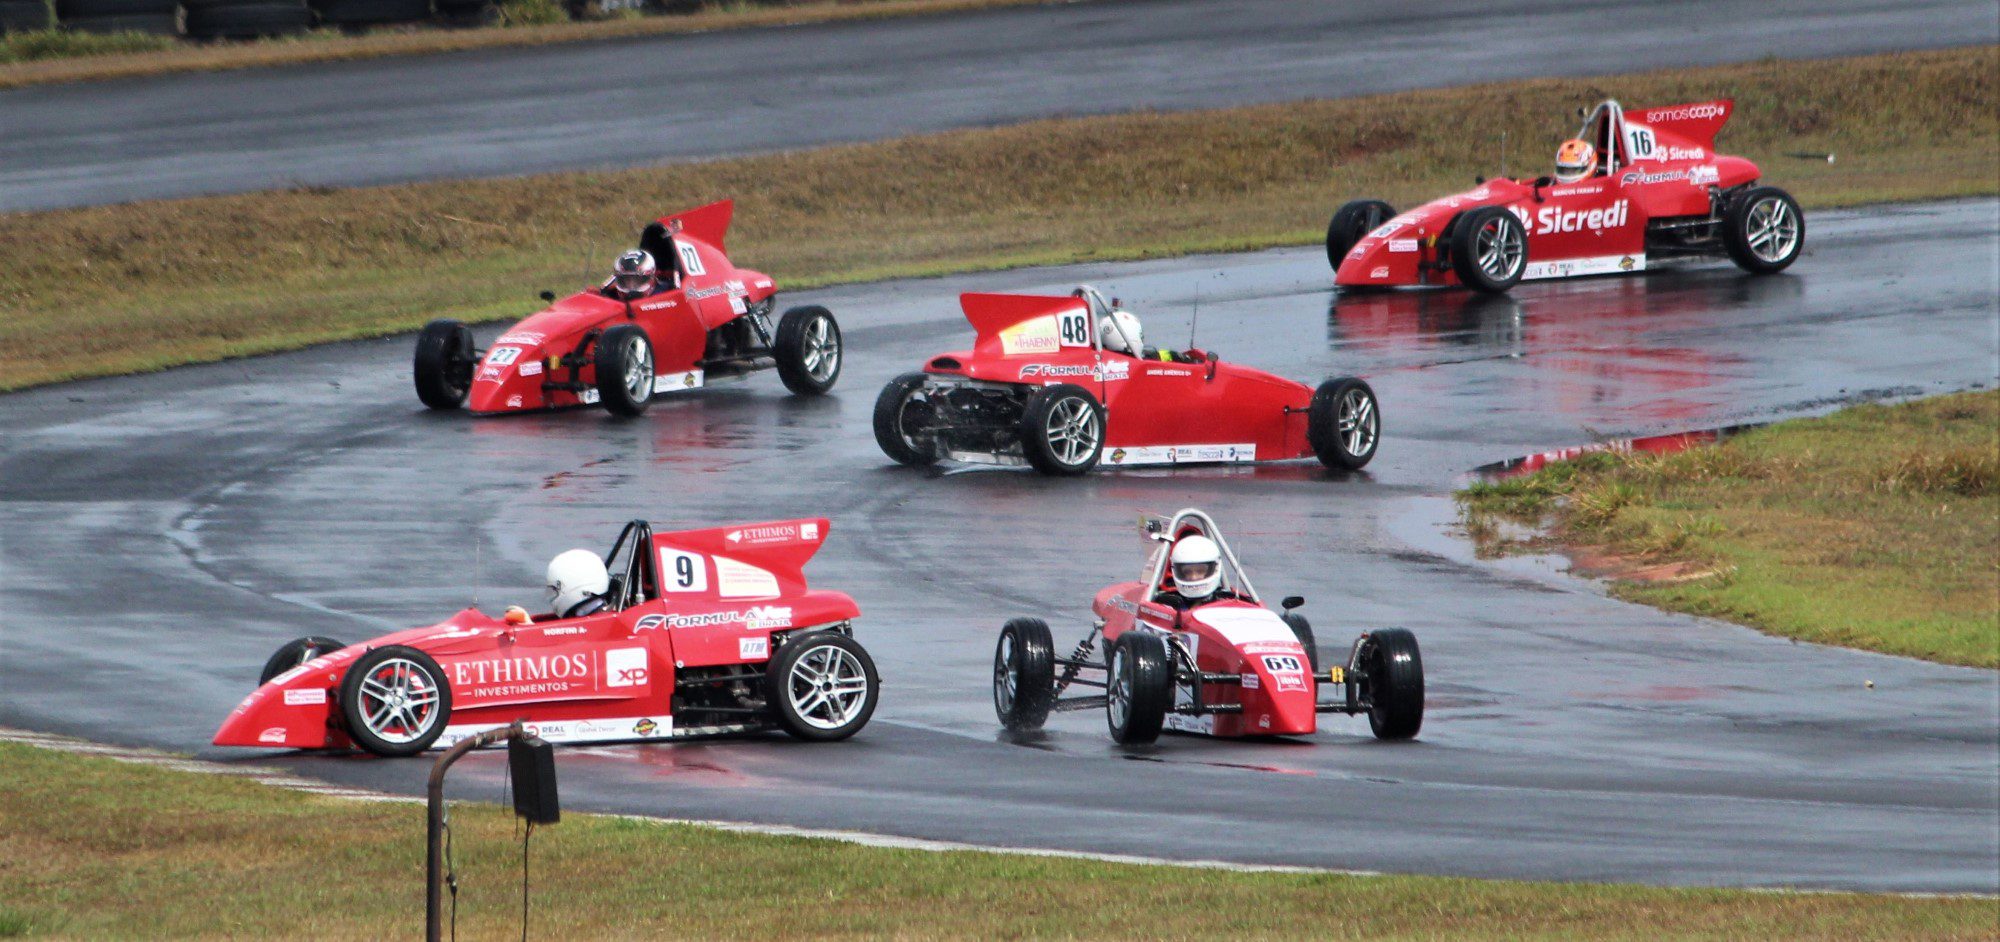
[658,548,708,593]
[1262,655,1304,673]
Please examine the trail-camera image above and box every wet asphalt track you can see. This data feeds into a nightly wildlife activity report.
[3,0,1998,212]
[2,199,1996,890]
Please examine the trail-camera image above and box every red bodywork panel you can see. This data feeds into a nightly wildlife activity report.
[923,293,1315,466]
[1093,583,1319,736]
[1337,100,1760,288]
[213,518,855,750]
[465,200,779,414]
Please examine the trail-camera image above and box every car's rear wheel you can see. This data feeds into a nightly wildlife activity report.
[1326,199,1396,270]
[413,319,476,410]
[768,632,878,741]
[1450,206,1527,293]
[994,618,1056,731]
[1106,632,1171,745]
[873,372,938,467]
[1307,377,1379,470]
[593,323,655,417]
[1723,185,1804,274]
[1362,628,1424,741]
[259,636,346,685]
[1020,383,1104,476]
[339,645,451,757]
[774,305,842,396]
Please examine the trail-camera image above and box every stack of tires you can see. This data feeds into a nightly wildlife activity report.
[434,0,493,26]
[0,0,52,31]
[54,0,178,33]
[183,0,311,36]
[309,0,428,28]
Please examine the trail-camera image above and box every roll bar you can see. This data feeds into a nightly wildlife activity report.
[1138,508,1261,603]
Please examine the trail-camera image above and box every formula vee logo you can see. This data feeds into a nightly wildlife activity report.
[639,606,794,631]
[1020,360,1129,382]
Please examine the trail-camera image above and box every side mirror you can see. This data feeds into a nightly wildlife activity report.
[1474,175,1485,184]
[1204,352,1219,382]
[1281,595,1305,611]
[538,290,556,303]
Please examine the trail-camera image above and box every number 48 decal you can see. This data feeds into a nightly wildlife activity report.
[1057,307,1091,348]
[658,548,707,593]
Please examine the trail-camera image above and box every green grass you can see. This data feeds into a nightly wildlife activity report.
[0,740,1992,939]
[0,26,175,64]
[0,47,1992,393]
[1459,391,2000,668]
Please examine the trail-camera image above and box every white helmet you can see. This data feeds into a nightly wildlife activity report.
[1170,535,1222,601]
[546,549,610,617]
[1100,309,1143,355]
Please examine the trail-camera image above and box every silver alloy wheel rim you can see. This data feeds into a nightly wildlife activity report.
[1045,397,1100,466]
[623,335,654,400]
[1745,197,1800,263]
[1338,389,1377,457]
[1477,216,1525,279]
[1107,647,1130,730]
[356,657,441,745]
[802,316,840,382]
[898,389,930,452]
[787,643,870,731]
[994,632,1017,715]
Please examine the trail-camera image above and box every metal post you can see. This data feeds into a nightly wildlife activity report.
[427,721,522,942]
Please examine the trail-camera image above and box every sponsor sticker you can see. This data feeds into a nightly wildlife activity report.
[506,395,524,408]
[518,360,543,377]
[801,522,820,541]
[1369,266,1390,279]
[633,717,660,736]
[1262,654,1308,692]
[1241,672,1260,690]
[726,524,799,545]
[1644,102,1727,123]
[998,317,1061,355]
[283,688,326,706]
[1530,199,1629,234]
[739,636,769,660]
[715,556,780,598]
[1387,239,1419,253]
[497,331,544,345]
[605,647,649,688]
[650,606,793,631]
[258,727,287,744]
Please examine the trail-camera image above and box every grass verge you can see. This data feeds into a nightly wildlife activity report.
[0,0,1049,88]
[1,47,1994,392]
[1,740,1994,939]
[1458,391,2000,669]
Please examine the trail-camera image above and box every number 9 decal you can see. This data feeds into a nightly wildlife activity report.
[658,548,708,593]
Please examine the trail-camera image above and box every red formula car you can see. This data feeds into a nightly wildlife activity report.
[991,509,1423,744]
[1327,99,1804,293]
[873,286,1380,475]
[413,200,842,416]
[214,518,878,756]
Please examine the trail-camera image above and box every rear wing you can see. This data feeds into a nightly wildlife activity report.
[1627,99,1733,155]
[649,517,830,601]
[649,199,734,255]
[961,292,1095,358]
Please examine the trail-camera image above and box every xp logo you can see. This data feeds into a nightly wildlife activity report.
[605,647,650,687]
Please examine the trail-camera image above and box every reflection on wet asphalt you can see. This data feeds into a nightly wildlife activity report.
[1,200,1995,891]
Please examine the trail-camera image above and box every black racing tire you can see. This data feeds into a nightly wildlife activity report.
[993,617,1056,731]
[767,632,879,741]
[55,0,172,16]
[772,305,842,396]
[412,319,475,410]
[184,0,312,35]
[258,635,346,685]
[1326,199,1395,270]
[1306,377,1379,471]
[1281,613,1318,674]
[311,0,429,23]
[593,323,655,417]
[1723,185,1805,274]
[339,645,451,757]
[1449,205,1528,294]
[1106,632,1171,745]
[56,11,178,31]
[873,371,938,467]
[1,0,53,31]
[1362,628,1424,741]
[1019,383,1104,476]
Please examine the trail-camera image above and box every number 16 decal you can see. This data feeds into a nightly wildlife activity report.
[658,548,708,593]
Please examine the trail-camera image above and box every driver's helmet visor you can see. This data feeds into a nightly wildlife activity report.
[1172,561,1218,585]
[615,271,656,295]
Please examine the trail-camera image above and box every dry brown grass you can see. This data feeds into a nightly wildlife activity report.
[2,740,1995,939]
[0,0,1050,89]
[0,47,1994,391]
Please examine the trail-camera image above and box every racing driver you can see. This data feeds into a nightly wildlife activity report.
[1554,138,1597,184]
[1155,535,1240,610]
[505,549,613,625]
[606,250,661,301]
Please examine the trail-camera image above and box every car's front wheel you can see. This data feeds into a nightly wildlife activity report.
[768,632,879,741]
[594,323,656,417]
[1361,628,1423,741]
[1450,206,1528,293]
[339,645,452,757]
[994,618,1056,731]
[413,319,475,410]
[774,305,843,396]
[1020,383,1104,476]
[1106,632,1171,745]
[259,635,346,685]
[1326,199,1395,270]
